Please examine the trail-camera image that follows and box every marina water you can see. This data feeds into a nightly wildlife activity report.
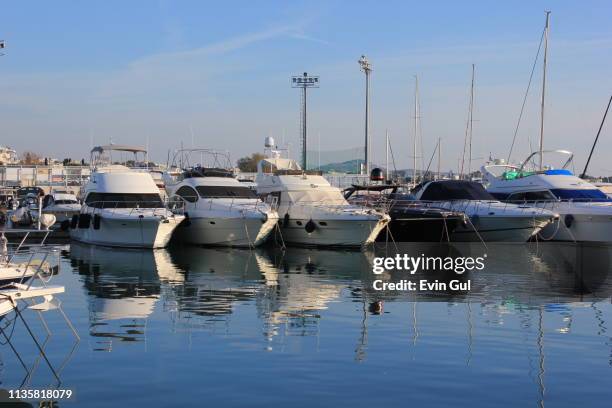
[0,242,610,407]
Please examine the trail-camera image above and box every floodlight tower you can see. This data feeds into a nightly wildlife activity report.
[292,72,319,170]
[358,55,372,176]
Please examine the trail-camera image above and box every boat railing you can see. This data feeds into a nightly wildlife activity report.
[173,195,274,214]
[400,199,558,216]
[345,198,555,217]
[82,200,185,217]
[504,198,612,211]
[283,200,384,216]
[0,230,61,288]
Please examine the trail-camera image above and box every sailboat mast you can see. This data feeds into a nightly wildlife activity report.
[468,64,475,177]
[539,11,551,171]
[385,129,390,181]
[413,75,419,185]
[437,137,441,180]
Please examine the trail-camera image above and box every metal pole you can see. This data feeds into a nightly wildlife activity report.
[359,56,372,176]
[468,64,475,177]
[539,11,551,171]
[580,95,612,178]
[365,69,370,175]
[413,76,419,184]
[302,83,307,170]
[437,137,441,180]
[385,130,389,181]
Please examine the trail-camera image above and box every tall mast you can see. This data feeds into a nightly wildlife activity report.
[539,11,551,171]
[413,75,419,185]
[459,65,475,179]
[437,137,441,180]
[385,129,390,181]
[468,64,475,177]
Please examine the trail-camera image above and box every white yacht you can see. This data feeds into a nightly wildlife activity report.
[412,179,557,242]
[255,143,389,247]
[70,145,184,248]
[482,150,612,242]
[42,190,81,225]
[164,149,278,247]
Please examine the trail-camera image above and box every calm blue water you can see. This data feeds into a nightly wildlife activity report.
[0,242,610,407]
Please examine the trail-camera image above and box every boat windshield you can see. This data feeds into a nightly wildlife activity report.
[550,189,611,201]
[85,193,164,208]
[420,181,495,201]
[54,199,78,205]
[195,186,257,199]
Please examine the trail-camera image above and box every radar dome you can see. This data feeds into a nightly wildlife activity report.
[265,137,275,148]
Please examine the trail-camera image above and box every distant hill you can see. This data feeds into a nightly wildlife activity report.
[306,147,364,167]
[316,159,364,174]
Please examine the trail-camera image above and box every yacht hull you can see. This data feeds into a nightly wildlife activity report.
[451,216,551,242]
[538,213,612,242]
[70,215,182,248]
[173,214,279,247]
[277,217,389,247]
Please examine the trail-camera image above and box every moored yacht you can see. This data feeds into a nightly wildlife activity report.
[344,184,466,242]
[412,179,557,242]
[255,143,390,247]
[70,145,184,248]
[42,190,81,225]
[164,149,278,247]
[482,150,612,242]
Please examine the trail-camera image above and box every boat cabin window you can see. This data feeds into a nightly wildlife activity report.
[507,190,556,202]
[550,188,610,201]
[195,185,257,199]
[42,195,53,207]
[420,181,495,201]
[85,192,164,208]
[54,199,78,204]
[175,186,199,203]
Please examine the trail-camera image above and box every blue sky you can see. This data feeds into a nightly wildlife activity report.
[1,0,611,174]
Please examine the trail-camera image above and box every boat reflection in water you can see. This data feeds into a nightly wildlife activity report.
[69,240,611,360]
[69,243,183,350]
[165,246,368,344]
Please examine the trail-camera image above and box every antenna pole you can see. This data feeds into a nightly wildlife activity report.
[539,11,551,171]
[580,95,612,178]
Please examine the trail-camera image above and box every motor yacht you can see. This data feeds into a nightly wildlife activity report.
[164,149,278,247]
[344,184,466,242]
[42,190,81,226]
[254,142,389,247]
[412,179,557,242]
[70,145,184,248]
[482,150,612,242]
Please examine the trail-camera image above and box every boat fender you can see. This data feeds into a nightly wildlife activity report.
[78,213,91,229]
[564,214,574,228]
[283,213,290,228]
[70,215,78,229]
[305,219,316,233]
[261,212,268,224]
[93,214,101,230]
[60,220,70,231]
